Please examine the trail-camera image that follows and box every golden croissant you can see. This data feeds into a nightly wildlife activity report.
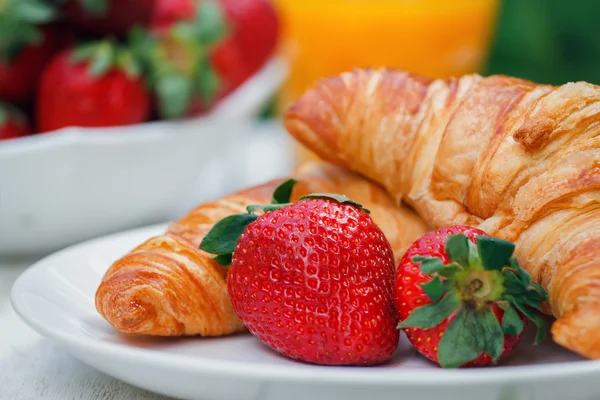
[285,68,600,359]
[96,161,429,337]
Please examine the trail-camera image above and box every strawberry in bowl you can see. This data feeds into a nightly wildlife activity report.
[140,0,280,119]
[0,0,57,104]
[0,102,31,140]
[201,180,399,365]
[37,40,150,133]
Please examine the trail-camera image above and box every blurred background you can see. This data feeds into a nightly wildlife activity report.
[2,0,600,254]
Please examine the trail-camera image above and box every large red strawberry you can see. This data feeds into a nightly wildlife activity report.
[61,0,156,37]
[143,0,279,118]
[0,102,31,140]
[200,180,399,365]
[395,225,548,368]
[37,41,150,133]
[0,0,58,103]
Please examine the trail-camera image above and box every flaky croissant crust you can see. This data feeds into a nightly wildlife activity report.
[285,69,600,359]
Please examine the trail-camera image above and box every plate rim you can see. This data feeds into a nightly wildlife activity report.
[11,224,600,387]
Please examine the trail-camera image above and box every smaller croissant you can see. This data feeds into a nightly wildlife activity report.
[95,161,429,337]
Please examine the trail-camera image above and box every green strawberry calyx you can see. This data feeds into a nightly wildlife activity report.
[199,178,370,266]
[397,234,549,368]
[129,0,228,120]
[0,0,57,61]
[76,0,108,16]
[0,102,27,128]
[70,40,143,79]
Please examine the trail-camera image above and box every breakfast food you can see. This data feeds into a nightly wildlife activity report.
[285,68,600,359]
[0,103,30,140]
[37,41,151,133]
[95,162,429,337]
[396,225,547,368]
[201,182,398,365]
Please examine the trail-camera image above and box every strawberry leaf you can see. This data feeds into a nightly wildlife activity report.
[420,276,447,303]
[501,303,525,336]
[514,303,547,344]
[78,0,108,16]
[414,256,446,274]
[477,236,515,271]
[298,194,371,214]
[398,292,461,329]
[446,234,470,267]
[156,73,193,119]
[0,0,56,59]
[480,308,504,363]
[200,213,259,256]
[272,179,298,204]
[196,0,228,45]
[0,105,8,126]
[438,308,484,368]
[195,58,221,105]
[212,253,233,266]
[88,42,114,77]
[438,265,460,278]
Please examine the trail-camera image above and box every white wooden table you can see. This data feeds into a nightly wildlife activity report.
[1,258,172,400]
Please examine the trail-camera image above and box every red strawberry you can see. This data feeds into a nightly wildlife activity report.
[0,0,58,104]
[200,180,399,365]
[144,0,279,117]
[61,0,156,37]
[395,225,548,368]
[214,0,279,85]
[150,0,197,29]
[0,102,30,140]
[37,41,150,133]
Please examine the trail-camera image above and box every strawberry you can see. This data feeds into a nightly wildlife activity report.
[150,0,197,29]
[213,0,279,86]
[200,180,399,365]
[37,40,150,133]
[0,0,57,103]
[395,225,548,368]
[132,1,227,119]
[143,0,279,118]
[61,0,156,37]
[0,102,31,140]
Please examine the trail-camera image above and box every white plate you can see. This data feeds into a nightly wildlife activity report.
[0,58,288,256]
[11,225,600,400]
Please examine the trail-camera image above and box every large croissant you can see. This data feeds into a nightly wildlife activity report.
[96,161,429,336]
[285,69,600,359]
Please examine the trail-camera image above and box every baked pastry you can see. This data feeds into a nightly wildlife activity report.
[285,68,600,359]
[96,161,429,336]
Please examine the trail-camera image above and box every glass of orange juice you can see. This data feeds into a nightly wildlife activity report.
[273,0,501,161]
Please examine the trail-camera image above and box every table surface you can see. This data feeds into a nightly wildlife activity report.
[1,258,172,400]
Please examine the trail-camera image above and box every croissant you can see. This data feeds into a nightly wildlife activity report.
[96,161,429,337]
[284,68,600,359]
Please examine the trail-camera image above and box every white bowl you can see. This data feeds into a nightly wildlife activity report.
[0,58,289,256]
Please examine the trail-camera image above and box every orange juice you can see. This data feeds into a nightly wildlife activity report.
[275,0,500,111]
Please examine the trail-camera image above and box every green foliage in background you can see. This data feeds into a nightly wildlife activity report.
[485,0,600,85]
